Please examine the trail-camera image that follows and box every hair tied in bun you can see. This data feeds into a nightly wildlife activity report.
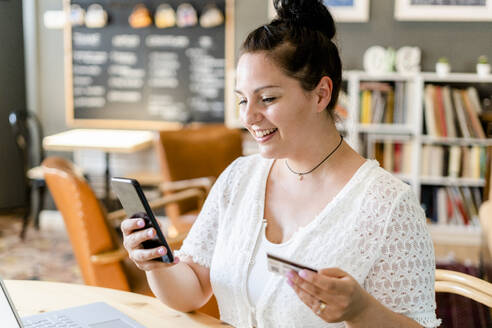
[273,0,336,40]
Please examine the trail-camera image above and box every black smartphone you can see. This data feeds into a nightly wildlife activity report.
[111,177,174,263]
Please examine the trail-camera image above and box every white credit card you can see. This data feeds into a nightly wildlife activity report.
[266,253,318,276]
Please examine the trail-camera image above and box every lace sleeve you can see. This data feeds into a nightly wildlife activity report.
[365,188,441,328]
[174,158,239,268]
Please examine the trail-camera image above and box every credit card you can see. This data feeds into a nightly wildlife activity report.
[266,253,318,276]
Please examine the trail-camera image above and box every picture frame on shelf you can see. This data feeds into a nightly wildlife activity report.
[268,0,370,22]
[395,0,492,22]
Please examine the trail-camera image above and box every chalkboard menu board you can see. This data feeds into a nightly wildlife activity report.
[64,0,234,129]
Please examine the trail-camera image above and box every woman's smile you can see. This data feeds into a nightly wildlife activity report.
[252,127,278,142]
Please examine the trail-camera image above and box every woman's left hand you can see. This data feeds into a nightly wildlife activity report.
[286,267,371,324]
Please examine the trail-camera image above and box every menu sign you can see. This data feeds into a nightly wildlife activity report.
[67,0,228,128]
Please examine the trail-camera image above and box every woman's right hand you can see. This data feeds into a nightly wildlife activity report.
[121,216,180,271]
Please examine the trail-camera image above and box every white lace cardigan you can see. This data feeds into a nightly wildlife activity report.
[175,155,441,328]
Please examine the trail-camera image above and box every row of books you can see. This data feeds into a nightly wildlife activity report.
[421,185,482,226]
[373,142,487,179]
[424,84,485,139]
[373,141,412,175]
[421,144,486,179]
[359,82,406,124]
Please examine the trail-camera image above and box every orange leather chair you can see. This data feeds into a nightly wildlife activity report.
[155,124,243,234]
[41,156,220,317]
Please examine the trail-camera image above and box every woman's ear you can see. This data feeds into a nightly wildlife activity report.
[315,76,333,113]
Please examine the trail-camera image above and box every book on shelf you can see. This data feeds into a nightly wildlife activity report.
[335,89,349,121]
[421,185,481,226]
[461,89,486,139]
[382,141,393,172]
[448,145,461,178]
[424,85,438,137]
[393,142,402,173]
[442,86,457,138]
[371,90,386,124]
[452,89,472,139]
[448,186,470,225]
[358,82,404,124]
[424,84,486,139]
[401,141,412,174]
[421,144,486,180]
[461,146,471,178]
[436,187,447,225]
[434,85,446,137]
[470,146,481,179]
[394,82,406,124]
[385,88,395,124]
[467,87,483,115]
[430,146,444,177]
[461,186,479,224]
[360,89,372,124]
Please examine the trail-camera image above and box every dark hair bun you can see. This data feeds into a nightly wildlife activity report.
[274,0,336,39]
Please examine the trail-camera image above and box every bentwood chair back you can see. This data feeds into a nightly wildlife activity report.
[435,269,492,307]
[155,124,243,233]
[42,156,133,291]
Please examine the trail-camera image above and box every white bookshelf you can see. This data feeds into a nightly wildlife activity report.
[343,71,423,196]
[428,224,482,247]
[421,135,492,146]
[343,71,492,172]
[357,123,414,134]
[420,176,485,187]
[421,72,492,84]
[341,71,492,236]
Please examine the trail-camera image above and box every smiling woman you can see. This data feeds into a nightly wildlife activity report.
[120,1,441,327]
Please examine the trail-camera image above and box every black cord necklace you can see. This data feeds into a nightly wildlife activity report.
[285,135,344,181]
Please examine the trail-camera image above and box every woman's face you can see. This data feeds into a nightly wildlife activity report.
[235,52,320,159]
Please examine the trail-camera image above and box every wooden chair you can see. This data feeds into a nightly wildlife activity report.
[8,110,46,239]
[41,156,220,318]
[155,124,243,234]
[435,269,492,307]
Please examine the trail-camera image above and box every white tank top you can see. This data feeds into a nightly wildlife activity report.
[247,220,294,306]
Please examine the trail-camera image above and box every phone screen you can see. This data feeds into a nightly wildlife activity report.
[111,178,174,263]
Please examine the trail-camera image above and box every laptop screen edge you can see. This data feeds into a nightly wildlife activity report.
[0,277,24,328]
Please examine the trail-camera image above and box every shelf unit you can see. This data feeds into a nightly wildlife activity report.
[341,71,492,233]
[342,71,422,196]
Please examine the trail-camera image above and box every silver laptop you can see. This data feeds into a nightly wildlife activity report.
[0,278,145,328]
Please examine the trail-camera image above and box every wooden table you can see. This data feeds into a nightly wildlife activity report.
[5,280,229,328]
[42,129,155,153]
[43,129,155,204]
